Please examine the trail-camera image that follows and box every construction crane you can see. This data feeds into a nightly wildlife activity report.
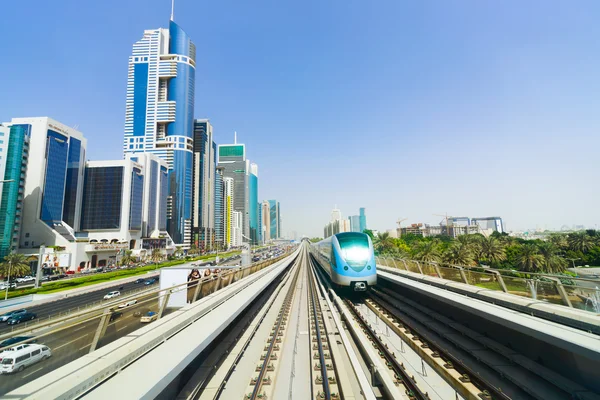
[396,218,407,237]
[433,213,452,236]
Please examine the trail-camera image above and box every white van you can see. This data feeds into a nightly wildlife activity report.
[0,344,52,374]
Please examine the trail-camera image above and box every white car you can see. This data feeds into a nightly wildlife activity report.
[140,312,157,323]
[118,299,137,308]
[15,277,34,284]
[0,344,52,374]
[103,291,121,300]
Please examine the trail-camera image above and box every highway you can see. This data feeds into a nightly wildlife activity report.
[0,291,164,395]
[0,274,160,335]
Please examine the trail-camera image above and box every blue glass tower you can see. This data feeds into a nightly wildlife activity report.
[359,207,367,233]
[124,19,196,245]
[248,163,259,245]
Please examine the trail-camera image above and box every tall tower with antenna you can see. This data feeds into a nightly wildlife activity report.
[123,1,197,246]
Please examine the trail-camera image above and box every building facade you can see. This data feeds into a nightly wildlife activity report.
[214,166,224,249]
[223,177,234,248]
[231,211,242,248]
[248,163,259,245]
[261,201,270,243]
[359,207,367,232]
[0,124,30,258]
[349,215,360,232]
[192,119,216,250]
[268,200,280,240]
[218,143,248,241]
[123,19,196,246]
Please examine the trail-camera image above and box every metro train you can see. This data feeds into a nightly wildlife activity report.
[309,232,377,291]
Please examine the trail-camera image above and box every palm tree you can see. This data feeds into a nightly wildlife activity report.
[151,248,163,269]
[537,242,567,273]
[120,250,136,266]
[373,232,394,255]
[478,236,506,265]
[0,253,31,280]
[516,244,544,272]
[174,246,184,258]
[443,243,474,266]
[547,234,568,251]
[188,244,199,256]
[568,231,595,253]
[413,240,441,263]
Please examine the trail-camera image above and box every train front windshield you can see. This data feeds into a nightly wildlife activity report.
[337,233,370,268]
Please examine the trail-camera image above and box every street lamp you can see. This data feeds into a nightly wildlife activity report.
[4,258,12,301]
[567,258,581,269]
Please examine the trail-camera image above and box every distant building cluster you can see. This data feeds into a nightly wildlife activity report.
[324,207,367,238]
[397,216,504,238]
[0,18,282,273]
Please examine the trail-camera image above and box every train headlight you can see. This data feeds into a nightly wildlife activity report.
[367,266,371,270]
[344,266,349,270]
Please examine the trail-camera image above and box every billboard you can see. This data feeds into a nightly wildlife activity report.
[41,253,71,269]
[142,238,167,250]
[159,267,214,308]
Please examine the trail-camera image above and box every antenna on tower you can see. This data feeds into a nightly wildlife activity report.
[170,0,175,21]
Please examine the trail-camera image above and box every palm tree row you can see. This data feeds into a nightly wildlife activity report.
[367,229,596,274]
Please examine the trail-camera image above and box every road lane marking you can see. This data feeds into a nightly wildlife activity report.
[72,325,87,332]
[78,343,90,351]
[55,334,89,350]
[22,366,44,378]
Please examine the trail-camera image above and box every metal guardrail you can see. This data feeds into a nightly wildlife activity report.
[0,250,296,352]
[375,256,600,313]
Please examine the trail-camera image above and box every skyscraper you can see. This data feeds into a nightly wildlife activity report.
[261,200,270,243]
[0,123,30,258]
[123,17,196,246]
[214,166,224,249]
[359,207,367,232]
[223,177,234,248]
[268,200,280,239]
[349,215,360,232]
[192,119,216,250]
[248,163,259,245]
[218,142,248,241]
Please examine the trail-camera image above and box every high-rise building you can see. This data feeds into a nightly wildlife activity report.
[349,215,360,232]
[268,200,280,239]
[223,177,234,249]
[261,201,270,243]
[248,163,259,245]
[257,202,263,244]
[0,124,30,258]
[192,119,216,250]
[231,211,243,247]
[13,117,87,250]
[123,18,196,246]
[359,207,367,232]
[214,167,224,249]
[218,142,248,240]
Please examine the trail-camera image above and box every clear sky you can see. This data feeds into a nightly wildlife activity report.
[2,0,599,237]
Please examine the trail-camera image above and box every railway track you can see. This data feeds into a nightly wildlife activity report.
[368,286,599,400]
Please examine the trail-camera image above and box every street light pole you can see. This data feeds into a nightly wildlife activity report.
[4,258,12,301]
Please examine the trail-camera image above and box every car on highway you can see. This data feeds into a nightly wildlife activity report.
[118,299,138,308]
[109,310,123,322]
[140,311,157,323]
[144,279,157,285]
[15,276,35,284]
[133,278,145,284]
[0,344,52,374]
[0,336,37,349]
[7,312,37,325]
[0,309,27,323]
[0,282,16,290]
[103,291,121,300]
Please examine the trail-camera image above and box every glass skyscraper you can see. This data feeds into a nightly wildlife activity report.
[0,124,30,258]
[359,207,367,233]
[248,163,259,245]
[192,120,216,250]
[218,143,248,241]
[268,200,280,240]
[124,18,196,246]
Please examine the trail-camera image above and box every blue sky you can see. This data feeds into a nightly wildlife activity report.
[2,0,599,237]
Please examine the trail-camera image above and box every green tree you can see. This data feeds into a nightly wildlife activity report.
[374,232,395,254]
[309,238,323,243]
[413,240,441,263]
[0,253,31,281]
[151,248,163,267]
[478,236,507,266]
[547,233,568,251]
[120,250,136,266]
[362,229,375,240]
[516,244,544,272]
[568,231,596,253]
[443,243,474,266]
[537,242,567,273]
